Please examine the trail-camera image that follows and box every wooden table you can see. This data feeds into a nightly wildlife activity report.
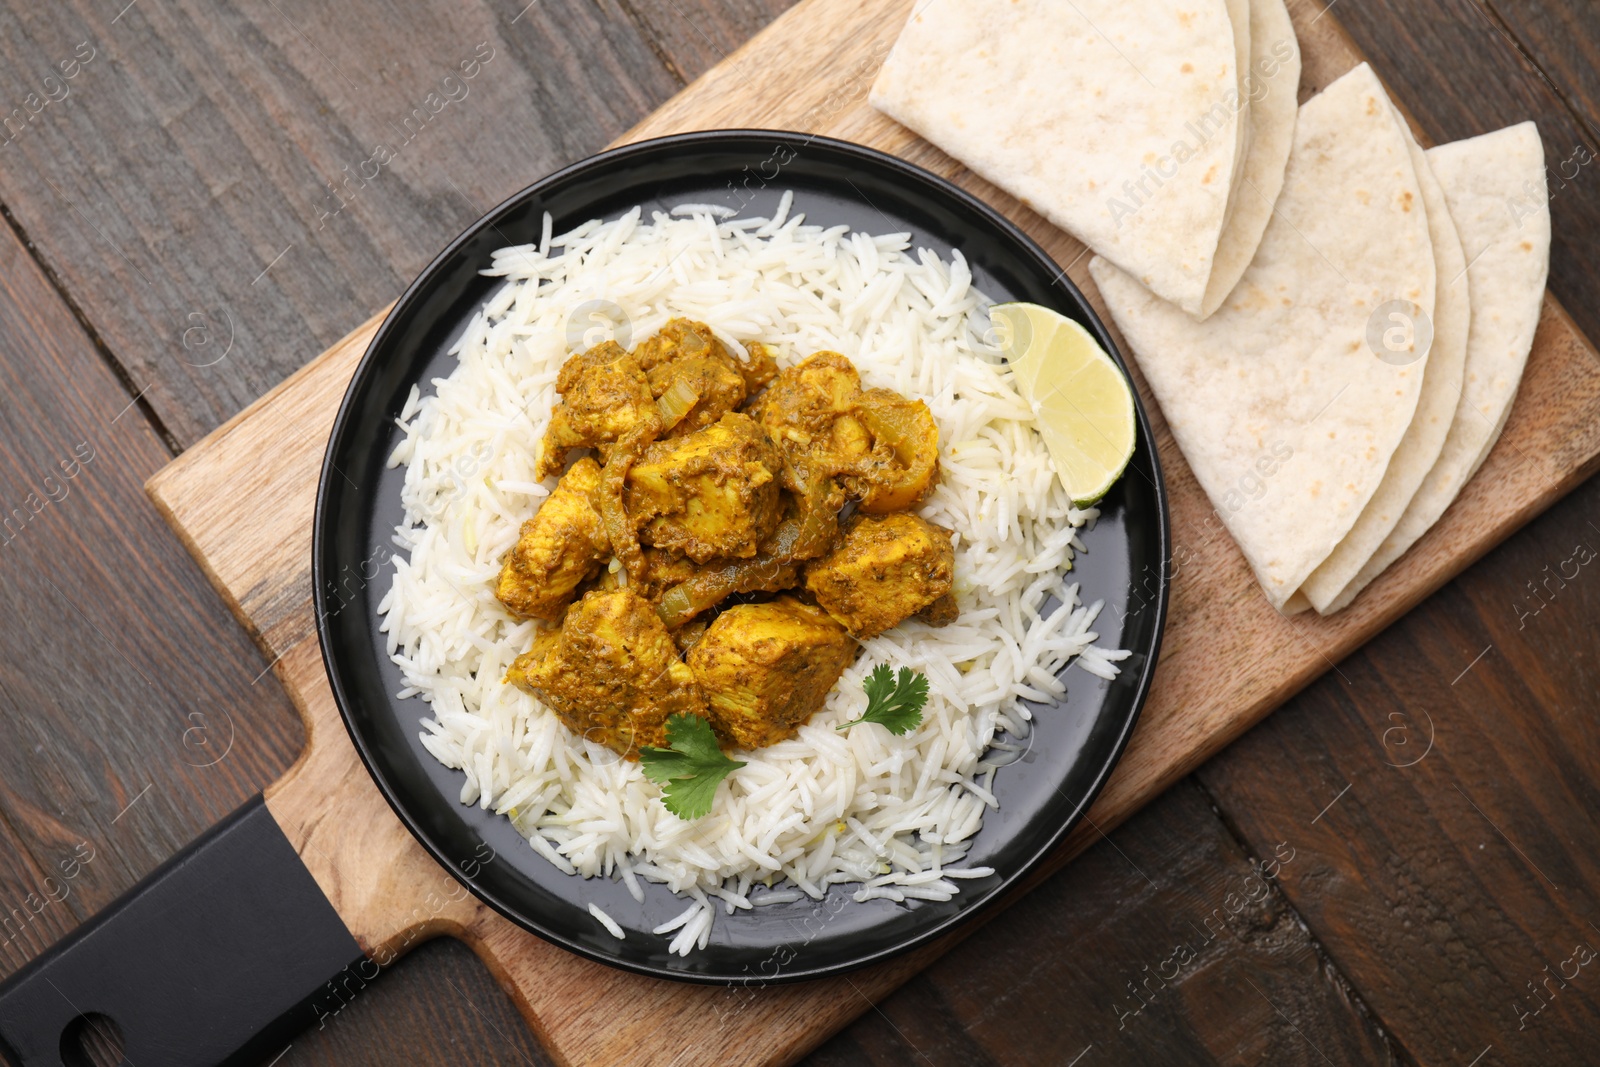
[0,1,1596,1064]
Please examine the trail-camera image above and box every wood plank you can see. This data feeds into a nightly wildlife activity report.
[811,779,1400,1066]
[0,193,302,917]
[137,1,1600,1064]
[1199,483,1600,1064]
[614,0,791,83]
[0,142,309,1035]
[0,806,99,984]
[144,311,385,657]
[0,0,686,449]
[1482,0,1600,168]
[276,938,553,1067]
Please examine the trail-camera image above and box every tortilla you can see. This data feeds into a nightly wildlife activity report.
[1298,112,1469,612]
[870,0,1244,315]
[1200,0,1301,318]
[1218,0,1254,253]
[1090,63,1435,610]
[1320,122,1549,613]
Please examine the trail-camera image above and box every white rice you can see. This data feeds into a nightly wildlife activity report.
[377,200,1129,955]
[588,902,625,940]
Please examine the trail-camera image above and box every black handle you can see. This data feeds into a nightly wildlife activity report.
[0,795,367,1067]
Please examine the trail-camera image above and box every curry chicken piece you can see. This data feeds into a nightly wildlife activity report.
[634,548,700,598]
[747,351,864,560]
[752,351,942,525]
[687,597,857,749]
[848,388,941,513]
[648,356,745,439]
[633,320,781,438]
[624,412,783,562]
[751,350,868,486]
[805,512,956,638]
[494,457,609,621]
[505,588,707,756]
[633,318,722,373]
[635,319,752,438]
[634,319,779,389]
[536,340,663,478]
[738,342,782,393]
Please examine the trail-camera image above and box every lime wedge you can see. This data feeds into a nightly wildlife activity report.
[990,302,1136,507]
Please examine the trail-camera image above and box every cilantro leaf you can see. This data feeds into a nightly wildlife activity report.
[836,664,929,736]
[638,713,746,820]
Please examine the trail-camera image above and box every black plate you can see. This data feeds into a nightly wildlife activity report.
[313,130,1169,984]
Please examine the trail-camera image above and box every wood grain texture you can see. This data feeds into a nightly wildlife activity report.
[1199,481,1600,1064]
[812,781,1401,1067]
[136,0,1600,1064]
[278,936,554,1067]
[0,178,303,939]
[1199,535,1600,1065]
[1482,0,1600,164]
[613,0,790,83]
[0,0,683,449]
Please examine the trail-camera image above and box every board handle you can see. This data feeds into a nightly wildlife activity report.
[0,794,367,1067]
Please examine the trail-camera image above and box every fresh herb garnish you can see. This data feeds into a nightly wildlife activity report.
[836,664,929,736]
[639,713,746,820]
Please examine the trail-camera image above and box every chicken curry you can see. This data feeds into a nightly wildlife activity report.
[497,318,956,757]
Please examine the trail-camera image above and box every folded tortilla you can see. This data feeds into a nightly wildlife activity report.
[1091,63,1435,610]
[1320,122,1550,613]
[1299,112,1469,612]
[871,0,1244,315]
[1219,0,1254,256]
[1200,0,1300,318]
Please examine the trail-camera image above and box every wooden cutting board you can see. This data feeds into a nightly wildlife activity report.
[145,0,1600,1062]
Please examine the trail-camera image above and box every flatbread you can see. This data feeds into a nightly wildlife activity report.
[1320,122,1549,613]
[1218,0,1254,253]
[1200,0,1301,318]
[870,0,1244,315]
[1299,111,1469,612]
[1090,63,1435,610]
